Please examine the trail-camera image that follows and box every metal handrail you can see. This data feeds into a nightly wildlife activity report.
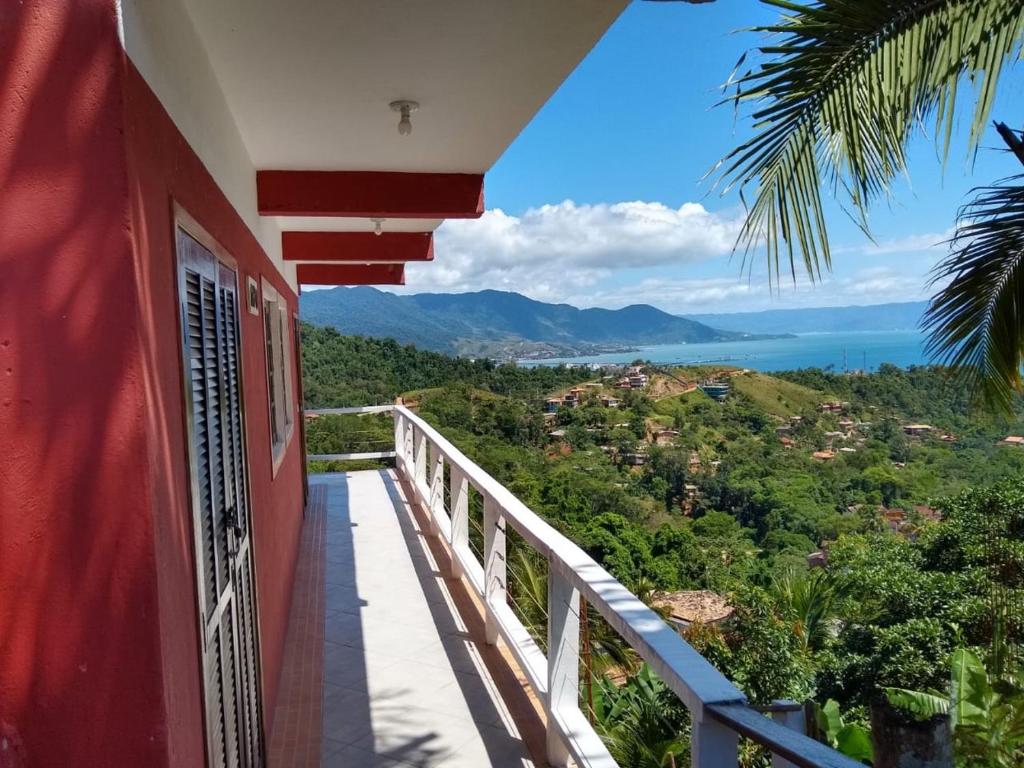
[390,404,862,768]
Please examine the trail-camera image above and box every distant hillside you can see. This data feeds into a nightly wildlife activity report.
[300,287,779,357]
[684,301,927,334]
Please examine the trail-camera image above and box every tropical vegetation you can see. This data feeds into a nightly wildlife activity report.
[303,328,1024,764]
[716,0,1024,409]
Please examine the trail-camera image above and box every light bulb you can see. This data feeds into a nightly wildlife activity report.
[389,100,419,138]
[371,218,384,236]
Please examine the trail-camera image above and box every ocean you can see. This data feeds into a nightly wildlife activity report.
[520,330,931,372]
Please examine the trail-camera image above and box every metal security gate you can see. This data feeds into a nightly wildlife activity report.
[177,226,264,768]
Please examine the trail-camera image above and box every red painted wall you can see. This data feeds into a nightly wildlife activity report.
[122,57,305,766]
[0,2,167,765]
[0,2,305,765]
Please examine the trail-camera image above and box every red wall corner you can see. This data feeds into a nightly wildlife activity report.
[0,2,169,766]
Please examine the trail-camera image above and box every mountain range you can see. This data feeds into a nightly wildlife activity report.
[684,301,927,334]
[299,287,779,358]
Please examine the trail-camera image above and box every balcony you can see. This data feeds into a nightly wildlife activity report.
[270,406,860,767]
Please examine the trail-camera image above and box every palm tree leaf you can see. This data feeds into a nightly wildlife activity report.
[714,0,1024,283]
[923,178,1024,412]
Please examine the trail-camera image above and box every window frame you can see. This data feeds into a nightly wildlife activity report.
[261,278,295,474]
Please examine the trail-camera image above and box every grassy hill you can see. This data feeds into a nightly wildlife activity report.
[730,371,827,418]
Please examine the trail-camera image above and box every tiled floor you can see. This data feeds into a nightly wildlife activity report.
[275,469,541,768]
[268,482,326,768]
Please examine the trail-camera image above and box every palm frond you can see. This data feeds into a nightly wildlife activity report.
[923,178,1024,411]
[714,0,1024,284]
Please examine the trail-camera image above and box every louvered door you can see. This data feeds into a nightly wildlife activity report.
[177,227,264,768]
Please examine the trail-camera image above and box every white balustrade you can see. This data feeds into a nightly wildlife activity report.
[320,404,862,768]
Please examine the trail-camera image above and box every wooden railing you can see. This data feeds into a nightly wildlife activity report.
[318,404,862,768]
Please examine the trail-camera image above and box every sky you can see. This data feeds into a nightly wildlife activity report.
[394,0,1024,315]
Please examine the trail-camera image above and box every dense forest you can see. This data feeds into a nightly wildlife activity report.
[303,327,1024,766]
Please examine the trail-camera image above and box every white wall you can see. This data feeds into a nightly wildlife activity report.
[118,0,296,290]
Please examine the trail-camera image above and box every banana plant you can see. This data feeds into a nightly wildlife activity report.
[885,649,1024,767]
[808,699,874,764]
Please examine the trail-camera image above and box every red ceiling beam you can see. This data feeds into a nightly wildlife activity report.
[296,263,405,286]
[257,171,484,218]
[282,231,433,263]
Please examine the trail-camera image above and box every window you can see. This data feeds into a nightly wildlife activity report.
[262,279,294,466]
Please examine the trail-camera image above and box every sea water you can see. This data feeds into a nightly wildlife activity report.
[519,330,930,372]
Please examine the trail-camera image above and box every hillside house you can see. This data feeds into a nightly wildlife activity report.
[700,381,730,401]
[807,551,828,569]
[775,424,792,435]
[621,450,649,466]
[655,590,734,631]
[812,450,836,462]
[819,401,846,413]
[654,429,680,446]
[1001,435,1024,447]
[779,437,796,449]
[838,418,854,431]
[545,398,562,413]
[904,424,934,437]
[600,395,621,408]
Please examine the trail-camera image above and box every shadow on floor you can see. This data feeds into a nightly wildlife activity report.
[316,470,541,768]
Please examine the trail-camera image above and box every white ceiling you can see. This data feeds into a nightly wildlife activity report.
[181,0,628,174]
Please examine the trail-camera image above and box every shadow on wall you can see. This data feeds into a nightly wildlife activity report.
[0,2,169,765]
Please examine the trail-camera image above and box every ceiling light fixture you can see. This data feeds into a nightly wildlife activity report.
[370,217,385,236]
[389,100,419,137]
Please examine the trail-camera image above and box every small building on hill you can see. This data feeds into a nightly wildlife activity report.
[807,550,828,569]
[812,450,835,462]
[700,381,730,401]
[655,590,734,630]
[654,429,680,446]
[903,424,934,437]
[1001,435,1024,447]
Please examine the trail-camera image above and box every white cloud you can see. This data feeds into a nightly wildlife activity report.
[400,200,744,300]
[836,229,953,257]
[558,266,934,316]
[303,198,947,314]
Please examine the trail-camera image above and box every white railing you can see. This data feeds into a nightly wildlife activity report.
[305,406,397,461]
[323,403,861,768]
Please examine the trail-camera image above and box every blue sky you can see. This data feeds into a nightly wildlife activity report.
[402,0,1024,315]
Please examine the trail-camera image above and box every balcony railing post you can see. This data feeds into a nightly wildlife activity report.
[771,701,806,768]
[546,564,579,767]
[403,416,414,472]
[413,427,427,506]
[393,411,405,475]
[482,495,506,645]
[691,710,739,768]
[428,449,444,538]
[449,465,469,579]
